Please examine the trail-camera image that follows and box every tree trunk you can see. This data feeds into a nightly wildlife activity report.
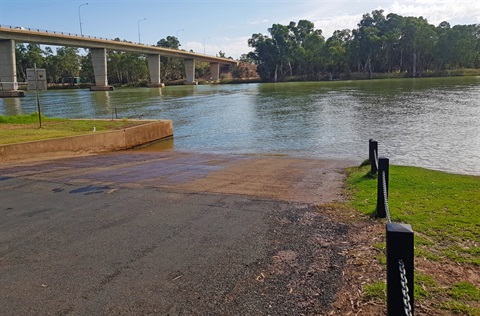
[412,51,417,77]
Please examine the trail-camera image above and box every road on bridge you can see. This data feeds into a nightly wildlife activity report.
[0,150,353,315]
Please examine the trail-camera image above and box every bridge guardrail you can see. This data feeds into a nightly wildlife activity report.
[0,24,171,48]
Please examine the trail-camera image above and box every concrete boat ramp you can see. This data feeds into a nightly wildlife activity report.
[0,150,355,315]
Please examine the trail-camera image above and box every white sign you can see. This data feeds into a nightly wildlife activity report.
[26,68,47,90]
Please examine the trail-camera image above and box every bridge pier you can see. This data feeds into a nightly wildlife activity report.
[184,59,197,85]
[90,48,114,91]
[0,39,24,97]
[146,54,165,88]
[210,62,220,82]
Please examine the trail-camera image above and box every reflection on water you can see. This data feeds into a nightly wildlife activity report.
[133,137,174,152]
[1,77,479,175]
[1,98,22,116]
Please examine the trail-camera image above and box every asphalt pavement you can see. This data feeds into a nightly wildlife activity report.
[0,150,354,315]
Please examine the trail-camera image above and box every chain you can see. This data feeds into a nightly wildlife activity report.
[382,170,392,223]
[398,259,413,316]
[373,149,379,170]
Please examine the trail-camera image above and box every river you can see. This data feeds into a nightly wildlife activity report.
[1,76,479,175]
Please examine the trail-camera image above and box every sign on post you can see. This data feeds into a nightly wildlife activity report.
[26,68,47,90]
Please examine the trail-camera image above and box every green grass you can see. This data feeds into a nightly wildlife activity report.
[348,164,480,314]
[451,282,480,301]
[441,301,480,316]
[364,281,386,300]
[0,114,148,145]
[346,165,480,265]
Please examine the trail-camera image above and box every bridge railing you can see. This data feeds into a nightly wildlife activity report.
[0,24,155,47]
[369,139,414,316]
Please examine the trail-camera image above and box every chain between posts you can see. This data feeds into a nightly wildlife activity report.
[382,170,392,224]
[399,259,413,316]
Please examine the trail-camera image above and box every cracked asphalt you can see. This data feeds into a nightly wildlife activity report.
[0,150,354,315]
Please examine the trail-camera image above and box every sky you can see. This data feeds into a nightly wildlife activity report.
[0,0,479,59]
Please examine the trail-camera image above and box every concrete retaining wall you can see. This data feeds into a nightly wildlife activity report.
[0,120,173,162]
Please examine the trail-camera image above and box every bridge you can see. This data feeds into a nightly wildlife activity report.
[0,25,237,97]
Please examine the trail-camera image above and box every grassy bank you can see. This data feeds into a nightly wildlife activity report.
[346,164,480,314]
[0,114,147,145]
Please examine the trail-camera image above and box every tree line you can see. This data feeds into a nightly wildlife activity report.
[246,10,480,81]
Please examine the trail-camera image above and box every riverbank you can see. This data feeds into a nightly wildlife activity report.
[15,69,479,90]
[339,164,480,315]
[0,116,173,161]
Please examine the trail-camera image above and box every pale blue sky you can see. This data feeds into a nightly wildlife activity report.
[1,0,479,58]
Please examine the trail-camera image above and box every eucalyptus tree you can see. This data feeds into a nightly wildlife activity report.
[446,24,479,68]
[107,38,149,84]
[156,36,184,81]
[79,51,94,83]
[15,44,28,81]
[401,16,436,76]
[289,20,325,78]
[43,47,81,84]
[324,29,351,77]
[15,44,46,82]
[350,10,387,76]
[247,33,279,81]
[248,20,325,81]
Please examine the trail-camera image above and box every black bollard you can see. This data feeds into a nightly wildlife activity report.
[376,157,389,218]
[386,223,414,315]
[369,139,378,174]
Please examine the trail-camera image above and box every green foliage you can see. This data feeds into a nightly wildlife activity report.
[107,51,148,85]
[346,165,480,265]
[248,11,480,81]
[156,36,185,81]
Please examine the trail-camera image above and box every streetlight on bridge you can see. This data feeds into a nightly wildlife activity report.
[203,37,210,54]
[176,29,184,41]
[138,18,147,44]
[78,3,88,36]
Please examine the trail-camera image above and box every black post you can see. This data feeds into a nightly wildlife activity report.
[386,223,414,315]
[369,139,378,174]
[376,157,389,218]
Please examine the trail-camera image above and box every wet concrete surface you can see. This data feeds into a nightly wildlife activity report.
[0,150,355,315]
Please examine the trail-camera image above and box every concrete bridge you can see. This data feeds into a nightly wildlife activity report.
[0,25,237,96]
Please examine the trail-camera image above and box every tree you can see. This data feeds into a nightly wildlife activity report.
[79,51,94,83]
[401,16,436,76]
[325,30,351,77]
[248,20,325,81]
[350,10,387,77]
[156,36,184,81]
